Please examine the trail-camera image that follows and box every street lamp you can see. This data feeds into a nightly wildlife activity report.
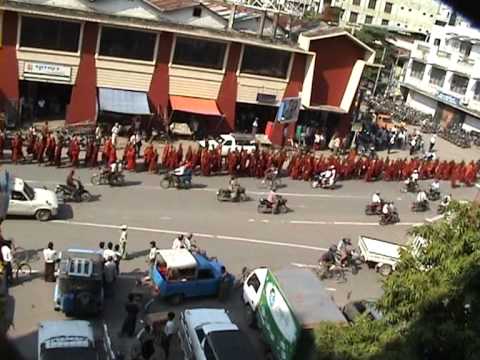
[372,40,387,96]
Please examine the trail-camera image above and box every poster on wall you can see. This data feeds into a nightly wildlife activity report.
[275,97,301,124]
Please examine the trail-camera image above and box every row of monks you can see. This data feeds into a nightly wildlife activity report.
[2,133,477,188]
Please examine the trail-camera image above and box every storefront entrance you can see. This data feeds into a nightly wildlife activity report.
[235,103,278,134]
[19,80,72,124]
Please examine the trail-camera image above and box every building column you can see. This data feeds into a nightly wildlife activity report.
[216,43,241,133]
[268,53,306,146]
[66,22,99,125]
[442,71,454,93]
[0,11,19,114]
[148,32,174,123]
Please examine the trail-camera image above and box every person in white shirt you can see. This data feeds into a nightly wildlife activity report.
[95,125,102,141]
[429,134,436,152]
[119,225,128,259]
[416,190,428,204]
[111,123,120,146]
[103,242,116,261]
[372,192,381,204]
[1,240,13,285]
[172,235,184,250]
[43,242,57,282]
[183,234,192,251]
[430,179,440,193]
[161,312,177,359]
[148,241,157,263]
[104,256,117,297]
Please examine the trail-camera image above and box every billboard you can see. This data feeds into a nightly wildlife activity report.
[276,97,301,124]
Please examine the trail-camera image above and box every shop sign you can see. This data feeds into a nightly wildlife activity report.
[436,91,460,106]
[276,97,301,124]
[257,93,277,104]
[23,61,71,80]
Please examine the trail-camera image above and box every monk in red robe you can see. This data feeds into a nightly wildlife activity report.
[108,145,117,166]
[126,146,136,171]
[149,148,158,173]
[70,137,80,167]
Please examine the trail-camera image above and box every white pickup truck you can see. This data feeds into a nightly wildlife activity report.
[7,178,59,221]
[358,235,427,276]
[178,308,258,360]
[198,133,257,157]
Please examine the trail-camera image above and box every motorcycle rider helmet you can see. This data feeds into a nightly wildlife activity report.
[329,245,337,252]
[121,224,128,230]
[342,237,352,245]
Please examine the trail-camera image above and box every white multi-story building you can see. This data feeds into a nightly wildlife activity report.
[327,0,446,35]
[402,20,480,132]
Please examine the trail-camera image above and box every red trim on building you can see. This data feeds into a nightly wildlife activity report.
[66,22,99,125]
[148,31,173,122]
[309,37,365,107]
[0,11,19,112]
[216,43,241,133]
[268,53,306,145]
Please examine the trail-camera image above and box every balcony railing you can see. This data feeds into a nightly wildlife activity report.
[436,49,451,59]
[458,56,475,66]
[417,43,430,52]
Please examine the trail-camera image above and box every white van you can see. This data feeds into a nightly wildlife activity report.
[8,178,59,221]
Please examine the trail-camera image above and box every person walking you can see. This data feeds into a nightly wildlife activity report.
[113,244,121,274]
[103,256,117,298]
[120,294,140,337]
[251,117,259,137]
[43,242,57,282]
[103,242,115,261]
[119,225,128,260]
[1,240,13,286]
[161,312,177,359]
[429,134,436,152]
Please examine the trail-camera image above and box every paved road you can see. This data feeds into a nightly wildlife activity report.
[2,162,477,359]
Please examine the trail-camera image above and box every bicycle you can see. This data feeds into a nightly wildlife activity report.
[12,246,33,282]
[315,263,347,283]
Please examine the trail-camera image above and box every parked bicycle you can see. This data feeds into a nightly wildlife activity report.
[12,246,33,281]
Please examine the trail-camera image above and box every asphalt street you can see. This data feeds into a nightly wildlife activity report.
[2,161,478,359]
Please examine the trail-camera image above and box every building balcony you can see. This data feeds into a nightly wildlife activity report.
[436,49,451,59]
[417,43,430,52]
[458,56,475,66]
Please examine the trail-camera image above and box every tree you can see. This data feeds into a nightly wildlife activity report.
[314,201,480,359]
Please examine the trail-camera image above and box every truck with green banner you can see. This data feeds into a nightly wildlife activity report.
[242,267,346,360]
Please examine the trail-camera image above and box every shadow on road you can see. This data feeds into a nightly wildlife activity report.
[57,204,74,220]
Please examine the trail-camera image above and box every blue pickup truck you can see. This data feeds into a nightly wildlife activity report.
[150,249,234,304]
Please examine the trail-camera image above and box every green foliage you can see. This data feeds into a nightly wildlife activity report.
[314,202,480,360]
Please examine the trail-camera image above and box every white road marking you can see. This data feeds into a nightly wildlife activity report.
[289,220,422,226]
[326,288,337,292]
[260,219,270,223]
[248,219,255,222]
[51,220,328,251]
[291,262,320,269]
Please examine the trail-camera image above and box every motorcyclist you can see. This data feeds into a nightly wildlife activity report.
[440,194,452,209]
[429,179,440,196]
[319,245,337,267]
[263,166,278,187]
[381,202,392,223]
[415,190,428,209]
[173,161,193,186]
[404,169,419,191]
[320,165,336,187]
[108,160,123,184]
[267,187,279,213]
[371,192,382,212]
[229,176,241,200]
[337,238,352,267]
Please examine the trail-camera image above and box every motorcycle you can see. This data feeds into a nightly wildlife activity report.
[437,203,448,215]
[55,181,92,202]
[411,201,430,212]
[401,180,419,193]
[217,187,248,202]
[311,174,336,189]
[379,211,400,225]
[257,196,289,214]
[427,189,441,201]
[364,201,385,216]
[91,169,125,186]
[160,171,192,189]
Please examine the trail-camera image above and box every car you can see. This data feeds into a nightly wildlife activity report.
[178,308,259,360]
[38,320,113,360]
[150,249,234,305]
[342,299,383,323]
[198,133,256,157]
[7,178,59,221]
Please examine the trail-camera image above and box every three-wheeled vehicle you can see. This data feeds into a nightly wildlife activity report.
[150,249,234,305]
[54,249,104,316]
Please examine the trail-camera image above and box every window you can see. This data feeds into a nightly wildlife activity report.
[450,74,469,95]
[474,81,480,101]
[204,340,216,360]
[459,41,472,57]
[246,273,261,292]
[241,45,291,79]
[173,36,226,70]
[408,8,412,12]
[365,15,373,24]
[197,269,214,279]
[20,16,81,52]
[195,328,205,343]
[11,191,27,201]
[349,11,358,23]
[352,0,361,5]
[423,12,426,15]
[400,6,404,10]
[434,38,441,46]
[410,61,426,79]
[381,19,389,26]
[99,26,156,61]
[367,0,376,9]
[193,6,202,17]
[429,67,446,87]
[384,2,392,13]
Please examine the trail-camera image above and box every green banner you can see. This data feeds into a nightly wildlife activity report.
[257,271,301,360]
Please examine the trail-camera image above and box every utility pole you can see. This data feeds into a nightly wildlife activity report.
[373,45,387,96]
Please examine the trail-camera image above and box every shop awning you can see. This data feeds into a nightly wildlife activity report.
[98,88,151,115]
[170,96,222,117]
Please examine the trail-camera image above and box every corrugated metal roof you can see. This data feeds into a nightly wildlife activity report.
[147,0,200,12]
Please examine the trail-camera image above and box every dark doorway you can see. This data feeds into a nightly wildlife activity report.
[235,103,278,134]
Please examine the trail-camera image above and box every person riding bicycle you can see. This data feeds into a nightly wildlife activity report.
[263,166,278,186]
[66,170,80,193]
[381,202,394,223]
[371,192,382,211]
[267,188,279,213]
[108,160,123,184]
[404,169,419,191]
[439,193,452,210]
[429,179,440,197]
[416,190,428,207]
[337,238,352,267]
[320,165,336,187]
[319,245,337,267]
